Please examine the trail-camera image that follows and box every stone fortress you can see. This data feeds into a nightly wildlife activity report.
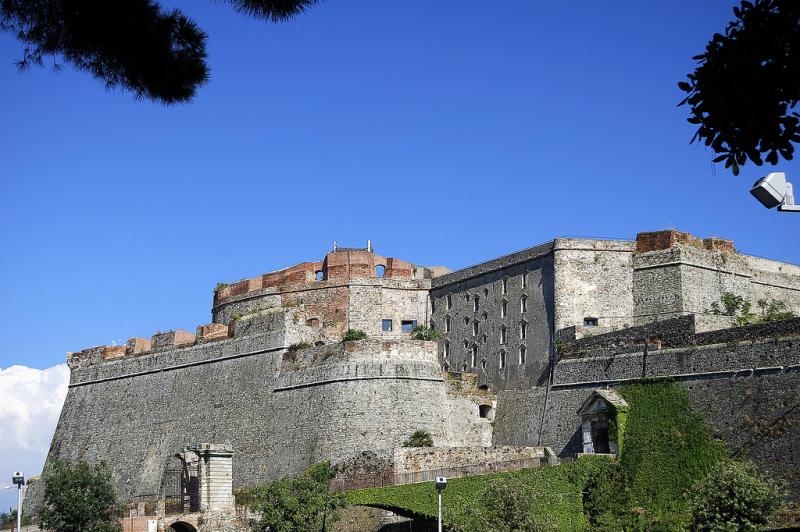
[29,229,800,528]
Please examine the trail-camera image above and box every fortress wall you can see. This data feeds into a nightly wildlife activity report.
[552,238,635,333]
[348,280,429,337]
[430,243,555,390]
[524,319,800,497]
[30,338,466,509]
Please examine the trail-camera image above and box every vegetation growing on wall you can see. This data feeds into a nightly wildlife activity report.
[348,380,757,531]
[401,430,433,448]
[342,329,367,341]
[410,326,439,341]
[709,292,796,326]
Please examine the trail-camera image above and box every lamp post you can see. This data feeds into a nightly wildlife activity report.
[11,472,24,532]
[435,477,447,532]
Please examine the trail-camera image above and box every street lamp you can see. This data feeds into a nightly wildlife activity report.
[435,476,447,532]
[11,472,24,532]
[750,172,800,212]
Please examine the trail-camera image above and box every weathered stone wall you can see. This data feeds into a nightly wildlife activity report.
[525,316,800,497]
[552,238,636,333]
[430,242,555,391]
[30,337,487,510]
[392,446,547,475]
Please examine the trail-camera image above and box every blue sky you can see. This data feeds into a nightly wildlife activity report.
[1,0,799,372]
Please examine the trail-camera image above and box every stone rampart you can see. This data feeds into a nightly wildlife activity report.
[495,317,800,497]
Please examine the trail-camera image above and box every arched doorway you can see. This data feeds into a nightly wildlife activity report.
[169,522,197,532]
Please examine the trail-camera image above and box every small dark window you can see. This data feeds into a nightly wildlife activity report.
[479,405,492,418]
[382,319,393,332]
[584,317,599,327]
[402,320,417,333]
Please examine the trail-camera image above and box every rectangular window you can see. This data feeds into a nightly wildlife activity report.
[402,320,417,333]
[520,297,527,313]
[520,322,527,339]
[584,317,599,327]
[446,294,452,310]
[522,273,527,288]
[501,278,508,294]
[382,319,393,332]
[501,300,508,318]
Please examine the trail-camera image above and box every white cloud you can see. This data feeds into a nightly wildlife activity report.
[0,364,69,513]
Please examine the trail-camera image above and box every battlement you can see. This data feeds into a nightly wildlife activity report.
[214,247,437,306]
[635,229,735,253]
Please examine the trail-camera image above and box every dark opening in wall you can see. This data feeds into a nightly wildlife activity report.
[584,317,599,327]
[401,320,417,333]
[306,318,321,328]
[479,405,492,418]
[315,271,324,281]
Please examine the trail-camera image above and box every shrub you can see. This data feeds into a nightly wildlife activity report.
[38,458,123,532]
[410,325,439,340]
[249,461,347,532]
[341,329,367,341]
[287,341,312,352]
[689,460,783,531]
[402,430,433,448]
[709,292,796,326]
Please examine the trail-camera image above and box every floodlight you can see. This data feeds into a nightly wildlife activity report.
[11,472,24,486]
[750,172,800,212]
[435,476,447,490]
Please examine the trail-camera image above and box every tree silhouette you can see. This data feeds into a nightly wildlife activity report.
[679,0,800,175]
[0,0,320,104]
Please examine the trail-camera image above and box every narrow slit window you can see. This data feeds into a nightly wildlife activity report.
[522,272,528,288]
[446,294,452,310]
[472,321,479,336]
[520,321,527,339]
[500,325,507,345]
[473,296,479,312]
[520,295,528,313]
[444,341,450,358]
[471,345,478,367]
[499,349,506,369]
[501,278,508,294]
[519,345,526,364]
[445,316,451,333]
[501,300,508,318]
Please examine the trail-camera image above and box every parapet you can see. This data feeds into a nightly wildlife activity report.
[214,244,438,306]
[635,229,736,254]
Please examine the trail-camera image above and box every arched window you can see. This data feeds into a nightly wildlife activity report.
[472,320,479,336]
[519,345,526,364]
[375,265,386,278]
[445,316,451,333]
[522,272,528,288]
[519,321,527,339]
[520,295,528,313]
[473,295,480,312]
[471,344,478,367]
[443,341,450,358]
[481,359,487,370]
[315,270,324,281]
[500,325,507,345]
[501,300,508,318]
[446,294,452,310]
[501,277,508,294]
[499,349,507,369]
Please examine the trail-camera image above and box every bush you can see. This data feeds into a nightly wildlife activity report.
[250,461,347,532]
[410,325,439,340]
[287,341,312,351]
[402,430,433,448]
[38,458,122,532]
[689,460,783,531]
[341,329,367,341]
[709,292,796,326]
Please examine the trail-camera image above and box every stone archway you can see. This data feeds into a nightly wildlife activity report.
[168,522,197,532]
